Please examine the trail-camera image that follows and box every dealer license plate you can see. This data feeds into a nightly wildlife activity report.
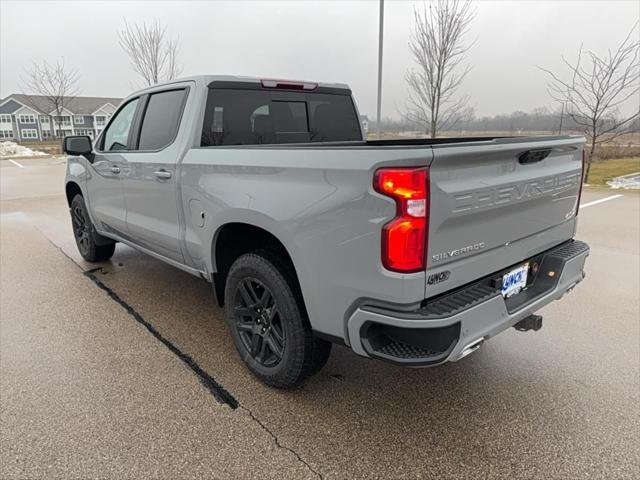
[501,263,529,298]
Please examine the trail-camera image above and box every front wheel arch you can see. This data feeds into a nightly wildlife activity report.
[65,181,83,206]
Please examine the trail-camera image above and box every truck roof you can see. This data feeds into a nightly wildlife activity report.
[129,75,351,96]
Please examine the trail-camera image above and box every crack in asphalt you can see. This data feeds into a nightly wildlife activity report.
[47,240,322,478]
[239,405,324,480]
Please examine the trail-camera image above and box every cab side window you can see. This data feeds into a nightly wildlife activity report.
[102,98,139,151]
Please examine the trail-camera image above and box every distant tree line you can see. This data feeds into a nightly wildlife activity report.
[372,107,639,136]
[461,107,583,134]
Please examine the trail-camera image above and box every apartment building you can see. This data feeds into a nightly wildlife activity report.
[0,94,122,141]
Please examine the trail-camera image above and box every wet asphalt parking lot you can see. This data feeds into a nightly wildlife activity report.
[1,157,639,479]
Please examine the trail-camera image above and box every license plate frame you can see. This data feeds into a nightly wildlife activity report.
[501,263,529,298]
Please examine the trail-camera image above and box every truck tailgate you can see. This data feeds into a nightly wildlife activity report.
[426,136,584,296]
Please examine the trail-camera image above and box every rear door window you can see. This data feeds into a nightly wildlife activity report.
[201,88,361,146]
[137,89,187,151]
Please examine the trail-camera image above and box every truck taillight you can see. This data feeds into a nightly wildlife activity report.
[374,167,429,273]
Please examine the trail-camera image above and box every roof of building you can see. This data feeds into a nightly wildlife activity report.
[0,94,123,115]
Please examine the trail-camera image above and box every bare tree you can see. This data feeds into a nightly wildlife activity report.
[21,58,80,138]
[119,20,183,86]
[404,0,475,138]
[538,22,639,182]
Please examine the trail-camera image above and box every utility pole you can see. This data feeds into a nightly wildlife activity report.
[376,0,384,138]
[558,102,565,135]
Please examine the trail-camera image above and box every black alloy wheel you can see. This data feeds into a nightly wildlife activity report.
[224,251,332,388]
[72,203,91,257]
[233,277,285,367]
[69,194,116,262]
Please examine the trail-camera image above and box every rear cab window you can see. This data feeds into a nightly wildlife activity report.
[201,85,362,146]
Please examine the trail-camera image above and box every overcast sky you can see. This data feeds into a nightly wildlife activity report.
[1,0,638,118]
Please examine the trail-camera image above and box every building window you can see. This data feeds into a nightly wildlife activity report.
[95,115,107,126]
[19,114,36,124]
[39,115,49,124]
[55,116,72,127]
[74,115,84,125]
[75,128,92,136]
[0,130,14,139]
[42,130,52,139]
[0,114,12,123]
[21,129,38,139]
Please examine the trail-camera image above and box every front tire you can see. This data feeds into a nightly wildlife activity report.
[70,194,115,262]
[224,251,331,388]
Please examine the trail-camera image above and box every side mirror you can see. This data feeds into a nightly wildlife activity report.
[63,136,93,161]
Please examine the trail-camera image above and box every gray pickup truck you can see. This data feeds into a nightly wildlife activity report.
[64,75,590,387]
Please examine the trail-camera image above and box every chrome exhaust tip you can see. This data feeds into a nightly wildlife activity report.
[453,337,485,361]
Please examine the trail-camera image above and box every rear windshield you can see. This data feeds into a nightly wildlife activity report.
[201,88,362,146]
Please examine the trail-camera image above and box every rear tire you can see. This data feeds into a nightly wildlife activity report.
[70,194,115,262]
[224,250,331,388]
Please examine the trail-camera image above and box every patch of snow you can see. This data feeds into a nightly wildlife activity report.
[607,172,640,190]
[0,141,47,158]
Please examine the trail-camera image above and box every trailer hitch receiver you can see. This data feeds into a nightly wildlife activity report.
[514,314,543,332]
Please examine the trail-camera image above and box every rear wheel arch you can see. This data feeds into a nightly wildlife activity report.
[211,223,303,309]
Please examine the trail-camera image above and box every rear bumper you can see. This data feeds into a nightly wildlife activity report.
[346,240,590,366]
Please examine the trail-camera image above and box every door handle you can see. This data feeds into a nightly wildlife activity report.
[110,166,121,174]
[154,169,172,179]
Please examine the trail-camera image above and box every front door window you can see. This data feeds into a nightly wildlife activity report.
[102,98,139,151]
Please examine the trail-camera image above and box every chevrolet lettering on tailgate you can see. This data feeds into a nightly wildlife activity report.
[452,172,582,214]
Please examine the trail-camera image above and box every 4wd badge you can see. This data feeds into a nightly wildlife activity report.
[427,271,451,285]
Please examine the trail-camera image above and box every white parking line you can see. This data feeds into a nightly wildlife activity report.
[581,194,624,209]
[8,159,25,169]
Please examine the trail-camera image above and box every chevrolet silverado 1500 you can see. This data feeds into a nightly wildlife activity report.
[64,75,589,387]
